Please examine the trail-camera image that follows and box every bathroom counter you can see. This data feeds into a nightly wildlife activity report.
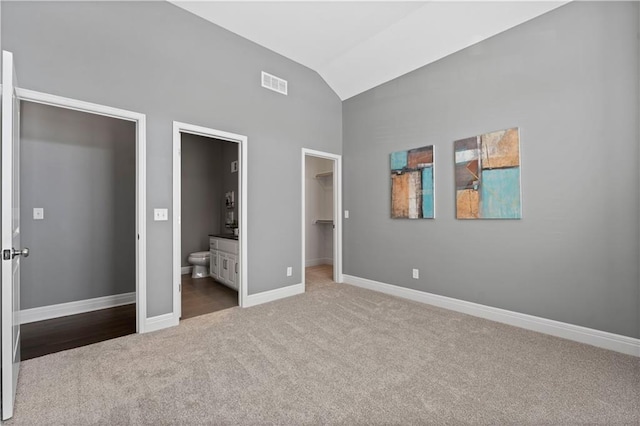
[209,234,238,241]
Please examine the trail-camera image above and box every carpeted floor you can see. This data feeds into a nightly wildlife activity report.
[8,269,639,424]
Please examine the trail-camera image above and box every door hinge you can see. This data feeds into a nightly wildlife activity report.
[179,283,181,292]
[2,249,10,260]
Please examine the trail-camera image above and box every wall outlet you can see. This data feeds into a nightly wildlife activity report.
[33,208,44,220]
[286,266,293,277]
[412,269,419,279]
[154,208,168,221]
[344,210,349,219]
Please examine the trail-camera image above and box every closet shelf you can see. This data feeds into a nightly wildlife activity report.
[315,171,333,179]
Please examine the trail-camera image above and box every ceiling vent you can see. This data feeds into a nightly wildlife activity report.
[261,71,288,95]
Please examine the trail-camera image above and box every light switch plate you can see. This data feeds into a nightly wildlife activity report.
[33,208,44,220]
[286,266,293,277]
[154,208,168,221]
[344,210,349,219]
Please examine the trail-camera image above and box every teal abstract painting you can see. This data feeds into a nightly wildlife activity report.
[391,145,434,219]
[454,127,521,219]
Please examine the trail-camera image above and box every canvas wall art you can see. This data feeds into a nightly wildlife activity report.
[454,127,521,219]
[390,145,434,219]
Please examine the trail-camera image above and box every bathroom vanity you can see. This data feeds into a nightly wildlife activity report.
[209,235,239,290]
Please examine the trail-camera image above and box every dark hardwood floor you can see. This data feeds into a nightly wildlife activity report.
[21,304,136,361]
[21,275,237,361]
[181,274,238,320]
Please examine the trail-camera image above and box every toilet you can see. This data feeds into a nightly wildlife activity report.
[187,251,210,278]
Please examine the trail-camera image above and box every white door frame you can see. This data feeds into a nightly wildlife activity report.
[15,88,148,333]
[172,121,248,315]
[301,148,343,286]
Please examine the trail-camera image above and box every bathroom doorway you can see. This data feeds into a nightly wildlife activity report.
[301,149,343,291]
[172,122,247,320]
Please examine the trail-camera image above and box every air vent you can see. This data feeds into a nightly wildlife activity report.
[261,71,288,95]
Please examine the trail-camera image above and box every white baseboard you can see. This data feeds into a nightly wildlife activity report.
[20,292,136,325]
[343,275,640,357]
[181,266,192,275]
[305,258,333,267]
[243,283,304,308]
[143,312,179,333]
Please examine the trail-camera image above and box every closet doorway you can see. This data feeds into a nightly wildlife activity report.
[172,122,248,319]
[301,149,343,291]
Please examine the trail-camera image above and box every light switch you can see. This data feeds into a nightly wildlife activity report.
[33,208,44,220]
[344,210,349,219]
[154,208,168,221]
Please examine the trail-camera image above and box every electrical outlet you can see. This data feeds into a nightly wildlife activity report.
[412,269,419,279]
[286,266,293,277]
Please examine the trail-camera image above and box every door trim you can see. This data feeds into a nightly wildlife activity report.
[172,121,248,317]
[301,148,343,288]
[15,88,148,333]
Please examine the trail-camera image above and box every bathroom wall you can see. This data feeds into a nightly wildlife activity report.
[2,1,342,316]
[180,133,223,268]
[219,141,239,235]
[343,1,639,338]
[20,101,136,309]
[305,156,334,266]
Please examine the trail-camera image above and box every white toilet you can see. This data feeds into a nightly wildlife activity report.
[188,251,210,278]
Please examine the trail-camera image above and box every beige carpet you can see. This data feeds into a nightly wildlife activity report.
[8,269,639,424]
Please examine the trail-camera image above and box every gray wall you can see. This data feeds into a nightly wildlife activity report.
[219,140,239,235]
[343,2,639,338]
[20,101,136,309]
[180,133,222,267]
[2,1,342,316]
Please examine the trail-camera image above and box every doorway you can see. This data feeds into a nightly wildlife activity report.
[18,101,138,360]
[13,89,147,333]
[178,133,238,318]
[172,122,248,318]
[301,149,343,290]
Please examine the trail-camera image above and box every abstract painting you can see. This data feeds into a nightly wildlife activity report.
[454,127,521,219]
[391,145,434,219]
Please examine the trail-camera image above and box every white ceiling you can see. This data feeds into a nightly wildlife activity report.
[170,1,569,100]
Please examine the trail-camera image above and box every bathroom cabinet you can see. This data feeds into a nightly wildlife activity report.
[209,236,239,290]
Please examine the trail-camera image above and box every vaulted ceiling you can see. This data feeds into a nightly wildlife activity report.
[170,1,569,100]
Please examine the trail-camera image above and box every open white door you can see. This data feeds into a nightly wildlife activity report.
[2,50,24,420]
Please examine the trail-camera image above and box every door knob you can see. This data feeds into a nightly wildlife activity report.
[12,248,29,258]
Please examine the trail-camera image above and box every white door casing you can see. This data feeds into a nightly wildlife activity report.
[1,50,22,420]
[13,87,147,334]
[173,121,248,318]
[301,148,343,287]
